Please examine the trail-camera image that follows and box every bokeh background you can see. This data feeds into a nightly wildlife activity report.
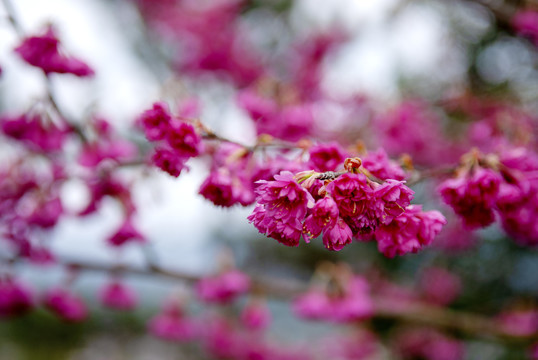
[0,0,537,359]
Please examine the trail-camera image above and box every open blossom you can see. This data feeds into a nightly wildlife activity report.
[322,217,353,251]
[196,270,250,304]
[14,26,94,77]
[43,288,88,322]
[326,173,413,236]
[99,280,137,311]
[248,171,314,247]
[373,179,415,225]
[0,279,34,317]
[375,205,447,258]
[303,196,339,240]
[439,167,501,229]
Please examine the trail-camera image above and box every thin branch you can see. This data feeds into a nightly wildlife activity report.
[1,0,87,143]
[9,255,535,344]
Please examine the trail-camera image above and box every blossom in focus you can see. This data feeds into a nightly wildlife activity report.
[14,26,94,77]
[375,205,447,258]
[248,171,314,247]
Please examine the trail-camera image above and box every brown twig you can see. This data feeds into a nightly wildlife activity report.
[8,254,534,344]
[1,0,88,143]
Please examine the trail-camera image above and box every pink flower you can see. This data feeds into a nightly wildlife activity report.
[307,142,349,172]
[151,147,188,177]
[79,175,133,216]
[14,26,94,77]
[303,196,339,240]
[373,179,414,225]
[248,171,314,247]
[512,10,538,47]
[240,301,271,330]
[439,167,501,229]
[99,280,137,311]
[139,102,172,141]
[237,90,314,141]
[107,217,145,247]
[322,217,353,251]
[43,287,88,322]
[375,205,446,258]
[165,121,202,158]
[0,279,34,317]
[0,113,70,152]
[375,101,458,166]
[362,148,406,181]
[196,269,250,304]
[148,300,198,342]
[327,173,373,219]
[198,168,254,207]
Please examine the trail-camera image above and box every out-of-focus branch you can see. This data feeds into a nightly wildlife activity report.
[10,255,535,344]
[1,0,88,143]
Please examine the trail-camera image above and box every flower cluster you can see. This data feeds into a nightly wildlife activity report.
[249,158,446,254]
[439,148,538,245]
[139,102,203,177]
[15,25,94,77]
[0,113,71,153]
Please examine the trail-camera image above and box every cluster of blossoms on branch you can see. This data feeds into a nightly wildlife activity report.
[248,158,446,256]
[439,147,538,245]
